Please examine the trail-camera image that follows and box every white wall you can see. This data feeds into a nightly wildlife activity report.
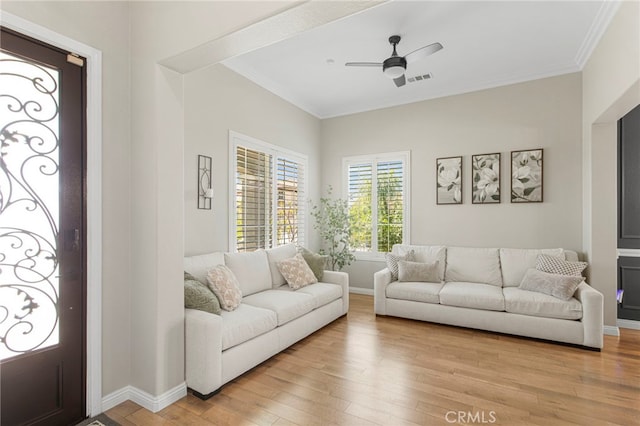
[582,1,640,328]
[183,64,321,256]
[321,73,584,289]
[127,0,299,397]
[1,0,133,396]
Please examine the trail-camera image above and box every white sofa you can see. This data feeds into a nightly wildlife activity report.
[374,245,604,349]
[183,244,349,399]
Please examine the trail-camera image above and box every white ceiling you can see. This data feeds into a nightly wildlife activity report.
[222,1,616,119]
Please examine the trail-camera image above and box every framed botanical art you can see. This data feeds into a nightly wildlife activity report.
[511,149,543,203]
[472,153,500,204]
[436,156,462,204]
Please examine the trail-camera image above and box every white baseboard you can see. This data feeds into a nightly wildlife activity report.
[603,325,620,336]
[617,318,640,330]
[101,382,187,413]
[349,286,374,296]
[101,387,131,412]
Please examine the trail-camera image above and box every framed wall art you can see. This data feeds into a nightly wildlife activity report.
[472,153,500,204]
[511,149,543,203]
[436,156,462,204]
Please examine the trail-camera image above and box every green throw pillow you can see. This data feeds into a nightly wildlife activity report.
[184,279,221,315]
[298,247,328,281]
[184,271,198,282]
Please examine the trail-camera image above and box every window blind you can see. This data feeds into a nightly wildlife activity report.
[276,157,305,246]
[232,134,307,252]
[235,146,273,251]
[347,162,373,251]
[344,152,409,254]
[376,160,404,253]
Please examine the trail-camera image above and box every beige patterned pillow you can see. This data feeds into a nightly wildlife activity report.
[398,260,441,283]
[519,268,584,301]
[277,253,318,289]
[206,265,242,311]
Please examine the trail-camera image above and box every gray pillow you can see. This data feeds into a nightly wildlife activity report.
[385,250,415,280]
[298,247,328,281]
[184,279,221,314]
[398,260,440,283]
[519,268,584,301]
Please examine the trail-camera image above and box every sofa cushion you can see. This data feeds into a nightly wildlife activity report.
[243,289,315,326]
[445,247,503,286]
[276,282,343,309]
[536,254,587,277]
[265,244,298,288]
[519,268,584,301]
[386,281,443,304]
[439,282,505,311]
[184,252,225,285]
[224,250,272,296]
[206,265,243,311]
[503,287,582,320]
[500,248,565,287]
[393,244,446,281]
[220,304,278,350]
[398,260,441,283]
[277,253,318,289]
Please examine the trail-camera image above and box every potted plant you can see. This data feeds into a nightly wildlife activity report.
[310,186,355,271]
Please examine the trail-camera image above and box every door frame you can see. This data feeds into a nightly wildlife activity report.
[1,12,103,416]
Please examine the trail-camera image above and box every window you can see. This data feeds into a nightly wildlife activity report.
[344,151,410,257]
[230,132,307,252]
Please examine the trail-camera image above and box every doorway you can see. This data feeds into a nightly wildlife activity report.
[1,27,87,425]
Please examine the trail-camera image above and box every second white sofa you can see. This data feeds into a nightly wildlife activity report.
[374,245,604,349]
[184,244,349,398]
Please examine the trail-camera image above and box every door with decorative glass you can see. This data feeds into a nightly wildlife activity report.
[1,28,86,425]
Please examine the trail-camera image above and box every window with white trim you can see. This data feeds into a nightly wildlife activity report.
[230,132,307,252]
[344,151,410,256]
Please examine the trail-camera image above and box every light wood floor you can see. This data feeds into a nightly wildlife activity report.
[107,294,640,425]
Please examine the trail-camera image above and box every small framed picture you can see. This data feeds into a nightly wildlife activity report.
[436,156,462,204]
[511,149,543,203]
[472,153,500,204]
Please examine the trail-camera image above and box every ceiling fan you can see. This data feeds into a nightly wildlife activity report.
[345,35,443,87]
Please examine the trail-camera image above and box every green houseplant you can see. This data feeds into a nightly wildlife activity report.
[310,186,355,271]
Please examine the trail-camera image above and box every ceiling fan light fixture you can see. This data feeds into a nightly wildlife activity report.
[383,65,405,79]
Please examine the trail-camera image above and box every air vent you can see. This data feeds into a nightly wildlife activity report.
[407,73,432,83]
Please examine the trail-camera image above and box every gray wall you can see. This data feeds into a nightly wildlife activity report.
[183,64,321,256]
[321,73,584,289]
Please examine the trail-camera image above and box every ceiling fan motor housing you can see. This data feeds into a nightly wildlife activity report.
[383,56,407,77]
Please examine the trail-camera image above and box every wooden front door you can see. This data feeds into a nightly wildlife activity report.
[0,28,87,425]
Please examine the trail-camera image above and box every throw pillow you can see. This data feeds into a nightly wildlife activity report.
[385,250,416,280]
[397,260,441,283]
[536,254,587,276]
[277,253,318,289]
[184,271,197,282]
[298,247,328,281]
[206,265,242,311]
[184,279,222,315]
[519,268,584,301]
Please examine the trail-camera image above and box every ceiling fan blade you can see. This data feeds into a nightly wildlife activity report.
[345,62,383,67]
[393,74,406,88]
[404,42,443,64]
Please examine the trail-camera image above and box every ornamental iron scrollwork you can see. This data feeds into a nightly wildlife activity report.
[0,51,61,360]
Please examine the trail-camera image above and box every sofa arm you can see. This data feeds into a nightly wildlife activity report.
[374,268,393,315]
[574,282,604,348]
[322,270,349,314]
[185,309,223,395]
